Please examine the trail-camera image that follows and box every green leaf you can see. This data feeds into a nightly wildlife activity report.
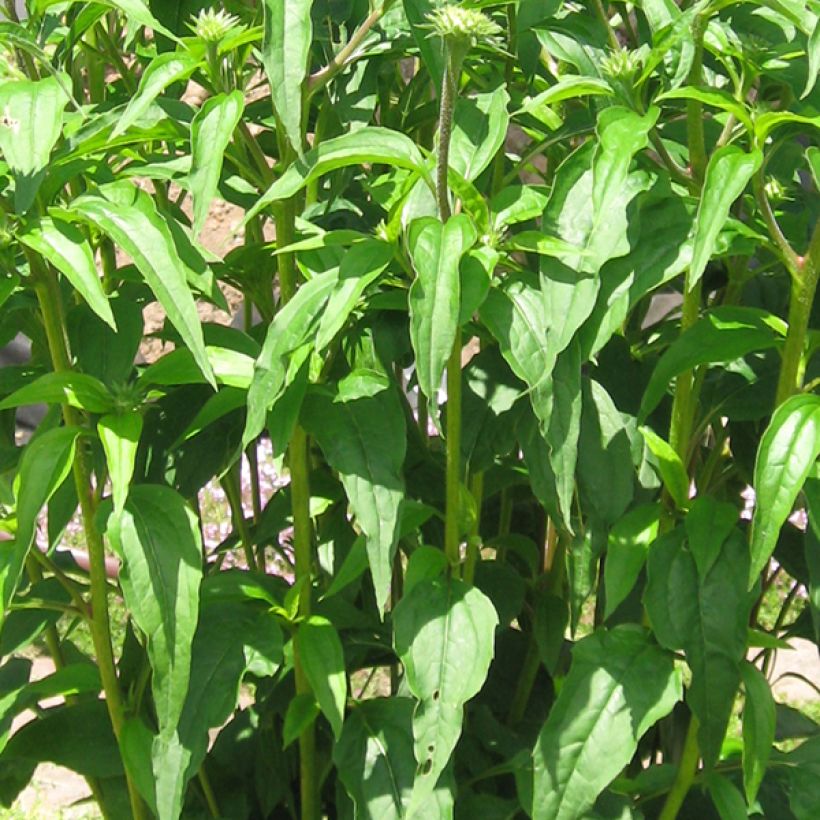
[750,394,820,585]
[639,426,690,510]
[480,274,555,435]
[302,372,406,613]
[244,127,431,222]
[644,527,751,765]
[18,218,115,329]
[740,661,776,805]
[805,17,820,98]
[106,485,202,745]
[295,616,347,740]
[153,598,282,817]
[244,270,338,447]
[685,496,738,579]
[316,239,393,351]
[335,697,454,819]
[449,86,510,182]
[543,107,658,274]
[639,307,786,420]
[532,626,681,819]
[578,379,634,525]
[689,146,762,291]
[98,412,143,515]
[534,592,569,675]
[66,184,215,386]
[0,371,115,414]
[0,74,70,212]
[393,576,498,812]
[1,427,81,629]
[403,0,445,90]
[604,505,660,620]
[657,86,754,133]
[188,91,244,236]
[408,214,477,406]
[262,0,312,154]
[519,76,613,117]
[113,51,200,137]
[283,693,320,749]
[754,111,820,143]
[707,772,748,820]
[103,0,180,41]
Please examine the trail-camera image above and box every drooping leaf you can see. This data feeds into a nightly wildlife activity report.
[644,526,752,765]
[244,270,338,447]
[740,660,776,806]
[113,51,201,138]
[0,427,81,629]
[18,217,115,329]
[0,74,70,212]
[66,183,215,386]
[188,91,244,235]
[97,412,143,514]
[103,0,180,41]
[639,307,786,420]
[750,393,820,585]
[408,214,477,407]
[639,426,690,509]
[707,772,748,820]
[262,0,312,154]
[106,485,202,747]
[604,505,660,620]
[245,127,431,222]
[449,86,510,182]
[302,371,405,613]
[315,239,393,351]
[0,372,115,414]
[532,626,681,819]
[689,146,762,291]
[334,697,454,819]
[393,576,498,812]
[295,616,347,740]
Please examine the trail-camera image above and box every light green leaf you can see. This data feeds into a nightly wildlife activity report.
[741,661,776,806]
[393,576,498,812]
[189,91,244,236]
[755,111,820,142]
[750,393,820,585]
[0,371,115,414]
[0,74,70,212]
[302,372,406,613]
[243,269,338,447]
[0,427,81,629]
[639,307,786,420]
[113,51,200,138]
[689,146,762,291]
[283,693,320,749]
[604,505,660,619]
[334,697,454,819]
[295,616,347,740]
[805,17,820,98]
[491,184,549,230]
[532,626,681,819]
[644,527,751,765]
[408,214,477,406]
[18,218,115,329]
[102,0,180,41]
[262,0,312,154]
[519,76,613,117]
[106,486,202,744]
[543,108,657,274]
[245,127,431,223]
[67,184,215,386]
[708,772,748,820]
[316,239,393,351]
[449,86,510,182]
[639,426,690,510]
[153,597,283,818]
[657,86,754,133]
[98,412,143,515]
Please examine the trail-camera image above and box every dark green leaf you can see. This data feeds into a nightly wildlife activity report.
[741,660,776,805]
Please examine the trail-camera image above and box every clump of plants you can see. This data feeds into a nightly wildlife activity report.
[0,1,818,818]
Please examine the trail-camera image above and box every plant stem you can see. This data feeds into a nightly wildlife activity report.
[507,636,540,725]
[658,716,700,820]
[221,464,255,569]
[686,13,708,183]
[31,259,147,820]
[463,471,484,584]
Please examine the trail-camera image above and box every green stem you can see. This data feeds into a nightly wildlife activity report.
[658,716,701,820]
[445,332,462,575]
[775,262,818,404]
[592,0,621,50]
[31,259,147,820]
[463,471,484,585]
[221,464,255,569]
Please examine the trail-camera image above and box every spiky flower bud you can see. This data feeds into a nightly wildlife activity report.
[426,4,501,49]
[189,8,242,44]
